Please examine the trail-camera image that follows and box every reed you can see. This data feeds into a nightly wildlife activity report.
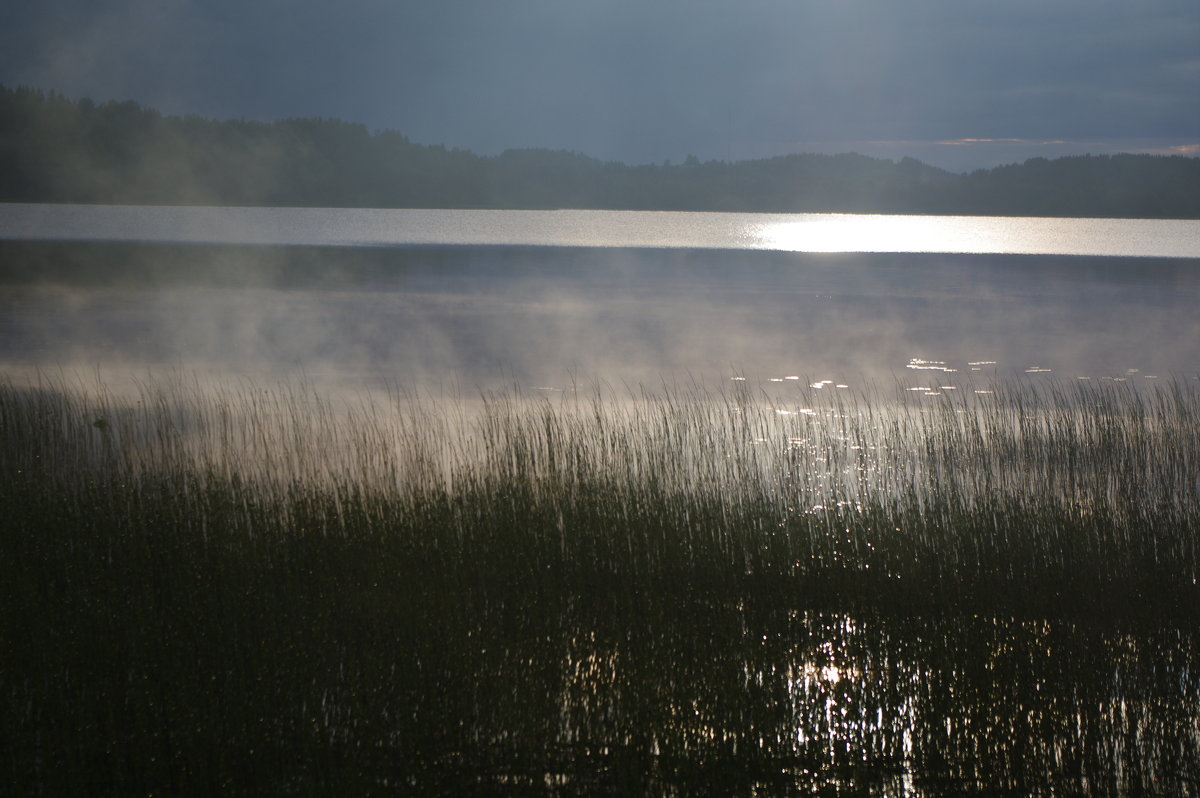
[3,373,1198,610]
[2,371,1198,794]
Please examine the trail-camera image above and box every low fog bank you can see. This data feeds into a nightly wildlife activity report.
[2,242,1197,396]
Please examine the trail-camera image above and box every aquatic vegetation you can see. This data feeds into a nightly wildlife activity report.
[2,372,1198,794]
[4,372,1195,611]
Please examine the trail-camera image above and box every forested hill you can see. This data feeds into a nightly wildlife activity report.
[2,86,1198,217]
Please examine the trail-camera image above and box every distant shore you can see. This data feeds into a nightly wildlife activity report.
[3,85,1198,218]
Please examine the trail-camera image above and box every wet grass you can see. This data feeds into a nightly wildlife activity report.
[2,373,1198,795]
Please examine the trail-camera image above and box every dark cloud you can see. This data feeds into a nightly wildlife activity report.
[1,0,1196,168]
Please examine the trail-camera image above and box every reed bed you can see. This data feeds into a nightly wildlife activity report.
[2,372,1198,794]
[4,372,1196,612]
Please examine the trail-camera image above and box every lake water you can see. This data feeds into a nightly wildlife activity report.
[3,204,1199,794]
[1,205,1197,392]
[3,203,1200,257]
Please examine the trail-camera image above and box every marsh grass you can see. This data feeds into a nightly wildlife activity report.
[2,372,1198,794]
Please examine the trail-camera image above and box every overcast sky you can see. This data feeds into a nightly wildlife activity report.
[2,0,1197,171]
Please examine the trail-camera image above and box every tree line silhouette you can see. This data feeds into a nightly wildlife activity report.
[2,86,1197,217]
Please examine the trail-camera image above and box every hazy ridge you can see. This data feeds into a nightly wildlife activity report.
[3,86,1198,218]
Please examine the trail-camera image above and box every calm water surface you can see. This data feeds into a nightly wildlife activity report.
[2,203,1199,257]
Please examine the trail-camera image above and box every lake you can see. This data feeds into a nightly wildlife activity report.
[3,202,1200,256]
[1,205,1197,391]
[2,205,1199,795]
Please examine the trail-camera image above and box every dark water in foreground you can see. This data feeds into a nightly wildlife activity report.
[386,599,1199,795]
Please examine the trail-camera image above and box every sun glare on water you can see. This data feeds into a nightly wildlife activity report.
[748,213,1200,257]
[749,214,993,253]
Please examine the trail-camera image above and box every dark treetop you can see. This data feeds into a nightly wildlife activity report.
[2,86,1198,217]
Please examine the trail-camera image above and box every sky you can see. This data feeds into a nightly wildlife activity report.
[1,0,1197,171]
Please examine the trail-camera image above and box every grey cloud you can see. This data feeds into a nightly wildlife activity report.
[0,0,1196,167]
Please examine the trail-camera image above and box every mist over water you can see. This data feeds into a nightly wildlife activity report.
[1,240,1197,398]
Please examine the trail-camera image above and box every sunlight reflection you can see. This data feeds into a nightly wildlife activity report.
[746,213,1200,256]
[907,358,957,373]
[750,214,992,253]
